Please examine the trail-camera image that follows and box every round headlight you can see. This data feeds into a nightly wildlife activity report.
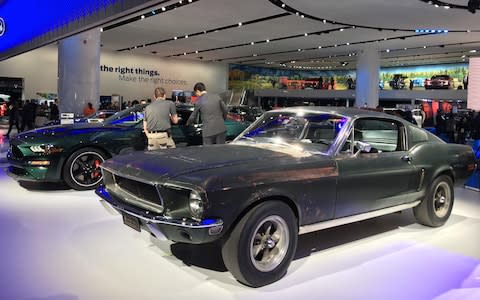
[189,190,204,220]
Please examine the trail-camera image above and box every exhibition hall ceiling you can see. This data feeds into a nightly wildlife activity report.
[100,0,480,70]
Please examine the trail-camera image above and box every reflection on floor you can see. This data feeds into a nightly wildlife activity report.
[0,124,479,300]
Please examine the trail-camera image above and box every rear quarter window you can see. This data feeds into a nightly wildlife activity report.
[408,125,430,148]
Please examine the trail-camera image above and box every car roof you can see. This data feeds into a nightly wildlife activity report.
[271,106,405,121]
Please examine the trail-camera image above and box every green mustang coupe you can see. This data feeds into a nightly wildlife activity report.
[6,103,248,190]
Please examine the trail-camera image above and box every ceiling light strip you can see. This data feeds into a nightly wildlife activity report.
[269,0,480,33]
[103,0,199,32]
[116,13,289,51]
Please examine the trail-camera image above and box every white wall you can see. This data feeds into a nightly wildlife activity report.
[0,45,58,99]
[0,45,228,100]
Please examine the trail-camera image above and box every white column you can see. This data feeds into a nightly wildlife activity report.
[58,28,101,115]
[467,57,480,111]
[355,46,380,108]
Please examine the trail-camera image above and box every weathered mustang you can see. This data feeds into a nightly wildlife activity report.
[96,107,477,287]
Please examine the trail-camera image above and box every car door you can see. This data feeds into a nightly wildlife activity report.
[335,118,420,218]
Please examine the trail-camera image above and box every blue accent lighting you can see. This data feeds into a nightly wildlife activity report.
[0,0,121,53]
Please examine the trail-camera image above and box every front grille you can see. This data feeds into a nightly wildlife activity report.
[102,168,164,212]
[114,175,162,206]
[10,145,23,159]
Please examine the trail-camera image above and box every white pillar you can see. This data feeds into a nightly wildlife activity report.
[467,57,480,111]
[355,46,380,108]
[58,28,101,115]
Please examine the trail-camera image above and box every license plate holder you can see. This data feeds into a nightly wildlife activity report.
[122,212,141,232]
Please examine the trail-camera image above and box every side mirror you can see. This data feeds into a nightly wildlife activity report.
[354,141,372,157]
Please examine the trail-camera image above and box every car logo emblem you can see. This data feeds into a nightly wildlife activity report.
[0,18,5,36]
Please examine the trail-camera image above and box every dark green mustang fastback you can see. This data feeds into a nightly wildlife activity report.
[96,107,477,287]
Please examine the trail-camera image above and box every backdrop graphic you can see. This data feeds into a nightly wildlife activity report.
[229,63,469,91]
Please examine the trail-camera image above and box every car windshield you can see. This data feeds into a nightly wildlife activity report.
[235,111,348,153]
[104,105,146,126]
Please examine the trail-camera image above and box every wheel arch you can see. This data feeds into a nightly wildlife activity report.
[431,166,455,184]
[223,194,301,239]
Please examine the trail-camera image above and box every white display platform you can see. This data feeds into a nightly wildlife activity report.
[0,132,479,300]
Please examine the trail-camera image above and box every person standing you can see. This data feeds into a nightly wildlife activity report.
[21,100,35,131]
[143,87,178,150]
[50,99,59,120]
[346,76,354,89]
[187,82,228,145]
[4,99,20,138]
[83,102,96,116]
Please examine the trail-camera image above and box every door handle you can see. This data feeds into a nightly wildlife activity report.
[401,155,411,162]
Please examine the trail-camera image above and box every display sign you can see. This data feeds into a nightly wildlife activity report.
[60,112,74,125]
[467,57,480,111]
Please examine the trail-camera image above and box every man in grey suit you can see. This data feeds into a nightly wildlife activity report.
[187,82,228,145]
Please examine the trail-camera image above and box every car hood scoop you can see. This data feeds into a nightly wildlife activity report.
[101,144,308,181]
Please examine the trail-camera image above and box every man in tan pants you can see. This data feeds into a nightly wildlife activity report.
[143,87,178,150]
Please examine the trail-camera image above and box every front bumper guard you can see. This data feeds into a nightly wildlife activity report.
[96,185,224,243]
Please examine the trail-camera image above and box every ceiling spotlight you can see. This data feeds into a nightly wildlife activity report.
[100,28,103,32]
[183,52,186,55]
[470,49,478,53]
[386,49,390,53]
[304,33,308,36]
[185,35,188,38]
[323,19,327,23]
[318,46,322,49]
[423,45,427,48]
[195,50,198,53]
[238,22,242,26]
[141,15,145,19]
[251,42,255,45]
[266,39,270,43]
[339,28,344,32]
[346,42,350,45]
[162,7,166,11]
[173,36,177,40]
[282,3,286,8]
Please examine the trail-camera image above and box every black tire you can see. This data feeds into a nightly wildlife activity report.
[63,147,107,190]
[413,175,454,227]
[221,201,297,287]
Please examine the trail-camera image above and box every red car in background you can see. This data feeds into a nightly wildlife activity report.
[0,100,7,117]
[424,75,454,89]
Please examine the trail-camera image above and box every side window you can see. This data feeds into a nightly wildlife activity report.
[354,119,403,152]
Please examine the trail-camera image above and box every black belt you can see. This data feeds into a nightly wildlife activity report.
[149,130,167,133]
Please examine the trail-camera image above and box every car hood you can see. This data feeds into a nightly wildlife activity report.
[101,143,326,183]
[13,123,125,141]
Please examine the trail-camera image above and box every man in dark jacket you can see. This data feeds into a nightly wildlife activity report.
[187,82,228,145]
[4,99,20,138]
